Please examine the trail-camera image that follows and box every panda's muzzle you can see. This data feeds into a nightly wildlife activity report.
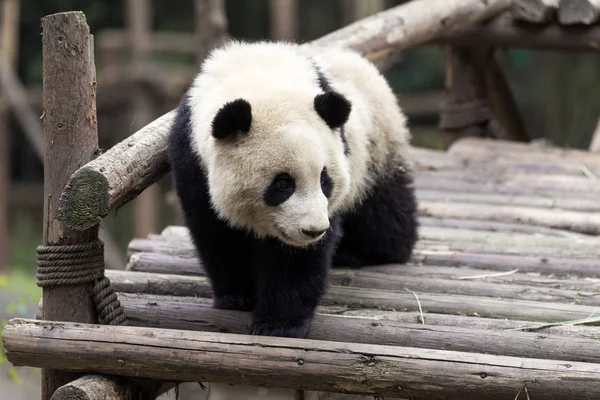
[302,228,328,239]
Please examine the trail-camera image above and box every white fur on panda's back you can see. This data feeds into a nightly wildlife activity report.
[309,47,412,212]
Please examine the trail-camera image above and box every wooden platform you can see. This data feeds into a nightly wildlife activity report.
[96,137,600,398]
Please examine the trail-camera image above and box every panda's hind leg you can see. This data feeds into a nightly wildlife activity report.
[333,168,418,268]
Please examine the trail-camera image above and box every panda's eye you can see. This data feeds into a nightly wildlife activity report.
[277,180,292,191]
[264,173,295,207]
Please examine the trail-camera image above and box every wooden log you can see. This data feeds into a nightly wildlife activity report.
[5,318,600,400]
[418,200,600,235]
[417,190,600,213]
[436,13,600,52]
[127,0,160,240]
[416,250,600,277]
[449,137,600,167]
[50,375,160,400]
[483,51,529,142]
[124,252,600,292]
[439,45,492,149]
[115,291,600,337]
[105,268,600,307]
[195,0,228,62]
[40,12,102,399]
[103,294,600,364]
[129,224,600,260]
[59,0,511,232]
[104,268,600,322]
[558,0,600,24]
[310,0,511,59]
[512,0,559,22]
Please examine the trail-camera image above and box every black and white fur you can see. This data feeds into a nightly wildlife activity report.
[167,41,418,338]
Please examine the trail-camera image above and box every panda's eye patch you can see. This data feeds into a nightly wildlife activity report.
[264,173,295,206]
[320,167,333,198]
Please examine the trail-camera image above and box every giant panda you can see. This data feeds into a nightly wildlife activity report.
[167,40,418,339]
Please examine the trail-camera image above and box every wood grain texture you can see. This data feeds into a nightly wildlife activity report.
[512,0,559,22]
[101,293,600,364]
[558,0,600,24]
[436,13,600,52]
[103,268,600,322]
[106,268,600,307]
[40,12,101,399]
[4,318,600,400]
[50,375,152,400]
[58,0,511,231]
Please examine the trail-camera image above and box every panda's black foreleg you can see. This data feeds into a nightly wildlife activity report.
[250,217,341,338]
[332,168,418,268]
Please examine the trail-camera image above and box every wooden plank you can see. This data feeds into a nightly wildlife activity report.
[124,252,600,293]
[436,13,600,52]
[4,318,600,400]
[106,268,600,306]
[58,0,512,232]
[115,292,600,338]
[98,293,600,364]
[558,0,600,24]
[512,0,559,23]
[40,12,101,400]
[449,137,600,167]
[104,268,600,322]
[418,201,600,235]
[125,240,600,277]
[50,375,160,400]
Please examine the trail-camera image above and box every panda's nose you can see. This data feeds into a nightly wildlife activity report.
[302,228,328,238]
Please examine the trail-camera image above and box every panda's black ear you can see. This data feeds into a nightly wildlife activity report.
[211,99,252,139]
[314,91,351,129]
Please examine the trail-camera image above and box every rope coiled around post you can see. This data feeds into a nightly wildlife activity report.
[36,240,127,326]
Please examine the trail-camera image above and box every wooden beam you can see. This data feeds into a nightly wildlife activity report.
[59,0,512,231]
[512,0,559,23]
[126,0,158,239]
[558,0,600,24]
[0,0,20,272]
[194,0,228,62]
[436,13,600,52]
[439,46,493,149]
[33,289,600,364]
[50,375,161,400]
[4,318,600,399]
[483,52,529,142]
[40,12,101,400]
[269,0,298,41]
[0,58,126,271]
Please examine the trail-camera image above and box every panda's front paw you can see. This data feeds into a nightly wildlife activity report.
[251,319,312,339]
[213,293,256,311]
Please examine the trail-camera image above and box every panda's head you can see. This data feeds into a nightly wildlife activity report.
[205,89,352,247]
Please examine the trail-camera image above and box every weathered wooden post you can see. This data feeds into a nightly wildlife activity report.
[39,12,103,399]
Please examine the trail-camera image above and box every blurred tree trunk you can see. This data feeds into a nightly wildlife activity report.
[195,0,228,61]
[127,0,159,239]
[270,0,298,41]
[0,0,20,272]
[340,0,386,24]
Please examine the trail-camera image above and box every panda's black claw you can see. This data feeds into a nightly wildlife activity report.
[213,293,256,311]
[250,319,312,339]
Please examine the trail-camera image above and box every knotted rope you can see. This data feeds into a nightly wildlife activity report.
[36,240,127,326]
